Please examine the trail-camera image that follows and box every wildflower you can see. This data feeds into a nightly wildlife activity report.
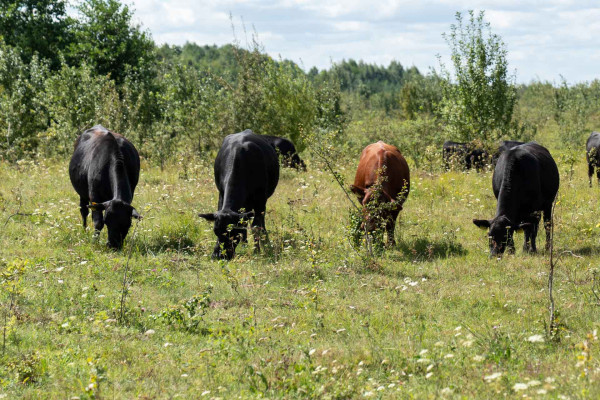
[484,372,502,382]
[527,334,545,343]
[144,329,155,336]
[513,383,528,391]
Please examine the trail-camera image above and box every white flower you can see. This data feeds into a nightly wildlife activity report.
[528,380,541,387]
[484,372,502,382]
[144,329,155,336]
[513,383,528,391]
[309,349,316,356]
[527,334,545,343]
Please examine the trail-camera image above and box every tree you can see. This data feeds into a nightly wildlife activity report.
[0,0,73,69]
[67,0,155,85]
[438,10,517,143]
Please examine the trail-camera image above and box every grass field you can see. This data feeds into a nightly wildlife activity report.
[1,144,599,398]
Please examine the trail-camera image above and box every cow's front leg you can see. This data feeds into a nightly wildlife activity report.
[79,198,89,229]
[91,210,104,238]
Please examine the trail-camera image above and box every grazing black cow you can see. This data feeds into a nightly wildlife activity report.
[442,141,489,171]
[69,125,141,249]
[473,142,559,255]
[586,132,600,187]
[199,130,279,260]
[261,135,306,171]
[492,140,525,166]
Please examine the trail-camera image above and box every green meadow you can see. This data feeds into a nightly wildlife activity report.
[1,140,599,399]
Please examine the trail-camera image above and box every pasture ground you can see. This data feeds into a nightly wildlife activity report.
[1,147,599,399]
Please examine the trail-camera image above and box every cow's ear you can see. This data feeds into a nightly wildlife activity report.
[198,212,217,221]
[515,222,533,231]
[473,219,491,229]
[350,185,365,197]
[89,201,109,211]
[131,207,142,220]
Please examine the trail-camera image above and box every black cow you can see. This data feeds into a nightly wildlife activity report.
[442,141,489,171]
[473,142,559,255]
[586,132,600,187]
[492,140,525,166]
[199,130,279,259]
[69,125,141,249]
[261,135,306,171]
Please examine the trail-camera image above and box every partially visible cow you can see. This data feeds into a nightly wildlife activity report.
[261,135,306,171]
[442,141,489,171]
[473,142,559,255]
[586,132,600,187]
[199,130,280,260]
[351,141,410,246]
[492,140,525,166]
[69,125,141,249]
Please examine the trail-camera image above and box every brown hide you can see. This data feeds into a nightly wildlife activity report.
[351,141,410,244]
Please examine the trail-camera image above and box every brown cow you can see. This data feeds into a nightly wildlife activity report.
[350,141,410,246]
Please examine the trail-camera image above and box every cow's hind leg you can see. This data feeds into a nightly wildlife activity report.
[79,198,89,229]
[251,208,267,253]
[385,210,400,247]
[589,162,595,187]
[523,223,539,253]
[595,165,600,186]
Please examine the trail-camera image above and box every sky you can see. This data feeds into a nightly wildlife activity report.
[129,0,600,83]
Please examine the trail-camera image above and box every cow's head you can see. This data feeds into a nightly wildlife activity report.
[350,185,397,232]
[198,210,254,260]
[473,215,532,255]
[291,154,307,171]
[89,200,141,249]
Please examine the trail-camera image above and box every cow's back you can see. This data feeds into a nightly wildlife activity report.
[493,142,558,207]
[69,125,140,200]
[215,130,279,203]
[354,141,410,200]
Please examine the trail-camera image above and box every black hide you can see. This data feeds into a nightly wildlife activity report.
[199,130,280,259]
[69,125,140,249]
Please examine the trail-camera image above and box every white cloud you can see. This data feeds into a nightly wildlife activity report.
[129,0,600,82]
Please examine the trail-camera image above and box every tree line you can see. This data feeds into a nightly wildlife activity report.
[0,3,599,164]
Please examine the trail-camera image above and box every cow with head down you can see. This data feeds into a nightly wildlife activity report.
[473,142,559,256]
[69,125,141,249]
[261,135,306,171]
[199,130,280,260]
[350,141,410,246]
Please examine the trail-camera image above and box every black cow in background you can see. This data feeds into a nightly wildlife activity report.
[199,130,280,260]
[261,135,306,171]
[69,125,141,249]
[473,142,559,255]
[492,140,525,166]
[586,132,600,187]
[442,141,489,171]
